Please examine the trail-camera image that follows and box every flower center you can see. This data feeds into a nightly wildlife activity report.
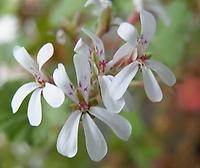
[137,54,149,63]
[136,53,151,70]
[78,101,90,112]
[34,74,46,87]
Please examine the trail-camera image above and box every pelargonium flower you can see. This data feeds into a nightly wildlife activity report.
[110,10,176,102]
[74,30,127,113]
[53,53,132,161]
[11,43,65,126]
[132,0,171,26]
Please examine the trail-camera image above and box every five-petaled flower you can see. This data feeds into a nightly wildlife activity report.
[74,29,126,113]
[110,10,176,102]
[53,50,132,161]
[11,43,65,126]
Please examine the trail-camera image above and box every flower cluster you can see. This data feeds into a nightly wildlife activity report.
[11,1,176,162]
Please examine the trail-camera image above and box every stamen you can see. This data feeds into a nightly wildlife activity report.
[78,101,89,111]
[99,59,107,73]
[137,54,150,64]
[34,75,46,87]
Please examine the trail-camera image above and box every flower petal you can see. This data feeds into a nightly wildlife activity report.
[84,0,98,7]
[27,88,42,126]
[117,22,138,45]
[37,43,54,70]
[107,43,134,69]
[123,91,135,112]
[13,46,36,73]
[73,53,91,102]
[82,113,107,161]
[98,75,125,113]
[82,28,105,60]
[142,66,163,102]
[145,59,176,86]
[11,82,39,113]
[132,0,143,11]
[74,38,90,59]
[42,83,65,108]
[140,10,156,49]
[53,63,78,103]
[110,62,139,100]
[90,106,132,141]
[57,111,81,158]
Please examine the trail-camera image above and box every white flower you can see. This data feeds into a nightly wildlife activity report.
[53,54,132,161]
[110,10,176,102]
[11,43,65,126]
[132,0,171,26]
[74,29,126,113]
[84,0,112,16]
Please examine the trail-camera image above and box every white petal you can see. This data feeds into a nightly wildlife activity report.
[37,43,54,70]
[107,43,134,69]
[13,46,36,73]
[84,0,97,7]
[142,67,163,102]
[27,88,42,126]
[11,82,39,113]
[90,107,132,141]
[132,0,143,11]
[42,83,65,108]
[110,62,139,100]
[98,75,125,113]
[82,28,105,60]
[74,38,90,59]
[140,10,156,49]
[132,47,139,60]
[123,91,135,112]
[117,22,138,45]
[53,63,78,103]
[145,59,176,86]
[57,111,81,158]
[73,53,91,102]
[82,113,107,161]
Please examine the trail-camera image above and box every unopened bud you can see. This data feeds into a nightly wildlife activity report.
[96,6,112,37]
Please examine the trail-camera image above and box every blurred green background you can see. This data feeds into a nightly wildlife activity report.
[0,0,200,167]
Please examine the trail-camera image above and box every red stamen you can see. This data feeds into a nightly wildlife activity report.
[78,101,89,111]
[138,54,149,63]
[99,59,107,73]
